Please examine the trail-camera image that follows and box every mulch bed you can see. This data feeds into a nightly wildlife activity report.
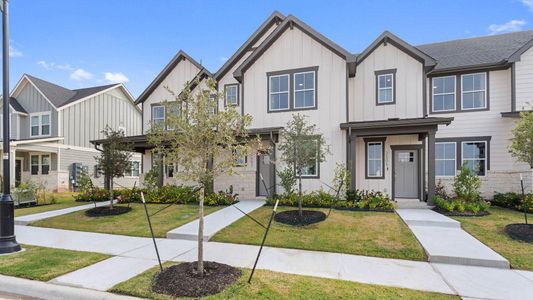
[84,206,132,217]
[152,261,241,298]
[274,210,327,226]
[505,223,533,243]
[433,207,489,217]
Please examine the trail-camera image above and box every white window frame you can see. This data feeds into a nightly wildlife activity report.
[151,105,166,126]
[461,73,487,110]
[377,74,394,104]
[268,74,290,111]
[224,84,239,106]
[432,75,456,112]
[30,153,51,175]
[293,71,316,109]
[436,142,456,177]
[367,141,384,178]
[125,160,140,178]
[29,111,51,137]
[461,141,487,177]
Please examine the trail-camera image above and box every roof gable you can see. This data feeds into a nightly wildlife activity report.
[135,50,205,104]
[233,14,356,81]
[214,11,285,81]
[356,31,436,69]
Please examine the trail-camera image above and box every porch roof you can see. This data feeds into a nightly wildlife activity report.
[340,117,453,136]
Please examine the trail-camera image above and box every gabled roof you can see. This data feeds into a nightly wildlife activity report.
[416,30,533,73]
[356,31,437,69]
[214,11,285,81]
[25,74,76,107]
[9,97,27,114]
[135,50,205,104]
[233,14,357,81]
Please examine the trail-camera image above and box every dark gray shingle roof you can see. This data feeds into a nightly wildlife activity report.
[416,30,533,72]
[9,97,27,113]
[25,74,119,107]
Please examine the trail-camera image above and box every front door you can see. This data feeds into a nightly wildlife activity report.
[394,150,419,199]
[257,152,273,197]
[15,159,22,187]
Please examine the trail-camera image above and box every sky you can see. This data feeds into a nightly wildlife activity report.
[4,0,533,97]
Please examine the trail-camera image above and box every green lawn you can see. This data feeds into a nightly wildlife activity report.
[110,263,458,300]
[31,203,222,237]
[452,207,533,270]
[0,245,109,281]
[212,207,426,261]
[15,192,84,217]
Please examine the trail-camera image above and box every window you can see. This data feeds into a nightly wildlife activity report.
[233,149,247,167]
[31,155,39,175]
[165,163,174,178]
[376,70,395,105]
[436,142,456,176]
[299,161,318,177]
[462,141,487,176]
[462,73,486,110]
[294,71,315,108]
[30,112,51,137]
[224,84,239,106]
[125,161,140,177]
[269,74,289,111]
[366,139,384,178]
[152,105,165,126]
[41,155,50,175]
[433,76,456,112]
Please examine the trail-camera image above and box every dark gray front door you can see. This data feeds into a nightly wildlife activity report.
[394,150,418,198]
[257,152,273,197]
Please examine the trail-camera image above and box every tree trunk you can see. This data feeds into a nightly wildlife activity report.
[298,173,303,217]
[197,186,205,275]
[109,177,114,209]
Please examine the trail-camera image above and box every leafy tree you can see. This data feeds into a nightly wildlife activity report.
[278,114,330,216]
[94,126,133,209]
[147,78,259,276]
[277,167,296,196]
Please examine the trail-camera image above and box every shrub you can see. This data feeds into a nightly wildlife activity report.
[75,188,110,202]
[434,195,490,214]
[277,167,296,196]
[453,165,481,202]
[143,168,160,193]
[435,180,450,199]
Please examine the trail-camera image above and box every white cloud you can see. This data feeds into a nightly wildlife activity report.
[9,46,22,57]
[522,0,533,11]
[37,60,74,71]
[70,68,93,81]
[220,57,228,62]
[104,72,129,83]
[488,19,526,35]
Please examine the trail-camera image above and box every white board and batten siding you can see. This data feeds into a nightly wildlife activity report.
[243,26,348,193]
[515,46,533,111]
[15,83,59,139]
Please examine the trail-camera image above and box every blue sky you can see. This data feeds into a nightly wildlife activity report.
[5,0,533,97]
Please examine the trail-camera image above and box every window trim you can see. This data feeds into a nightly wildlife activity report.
[436,136,491,177]
[375,69,396,106]
[268,74,290,112]
[151,104,166,127]
[461,140,488,177]
[124,160,141,178]
[430,71,490,114]
[435,142,457,177]
[267,66,319,113]
[224,83,239,106]
[293,70,316,109]
[432,75,456,112]
[461,72,487,111]
[364,137,386,179]
[30,153,51,175]
[29,111,51,137]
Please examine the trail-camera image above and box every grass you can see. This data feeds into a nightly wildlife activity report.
[31,203,222,237]
[452,207,533,270]
[110,263,458,300]
[14,192,84,217]
[212,207,426,261]
[0,245,109,281]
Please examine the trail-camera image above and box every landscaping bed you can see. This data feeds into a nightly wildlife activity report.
[212,207,426,261]
[0,245,109,281]
[504,224,533,243]
[452,207,533,270]
[274,210,327,226]
[14,192,83,217]
[433,206,489,217]
[85,205,132,217]
[110,263,458,300]
[30,203,222,238]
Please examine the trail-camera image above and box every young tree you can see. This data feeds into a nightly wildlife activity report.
[147,79,259,276]
[94,126,133,209]
[278,114,330,216]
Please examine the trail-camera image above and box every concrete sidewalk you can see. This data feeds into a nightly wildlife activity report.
[166,199,265,240]
[15,201,111,225]
[396,209,510,269]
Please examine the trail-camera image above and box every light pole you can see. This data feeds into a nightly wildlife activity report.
[0,0,20,254]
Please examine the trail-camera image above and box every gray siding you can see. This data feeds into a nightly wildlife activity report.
[59,88,142,148]
[16,83,58,139]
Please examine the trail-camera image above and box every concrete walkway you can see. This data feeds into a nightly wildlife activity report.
[396,209,510,269]
[166,199,265,240]
[15,201,111,225]
[13,224,533,299]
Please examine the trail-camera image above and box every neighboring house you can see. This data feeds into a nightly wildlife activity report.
[112,11,533,204]
[1,74,142,191]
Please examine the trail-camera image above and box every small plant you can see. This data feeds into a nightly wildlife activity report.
[77,171,94,195]
[453,165,481,202]
[277,167,296,196]
[332,163,350,199]
[143,167,160,192]
[435,180,449,199]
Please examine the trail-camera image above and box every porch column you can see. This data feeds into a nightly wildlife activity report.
[158,155,164,188]
[427,130,436,205]
[348,134,357,190]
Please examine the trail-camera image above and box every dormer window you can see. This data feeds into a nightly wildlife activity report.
[30,112,51,137]
[375,69,396,105]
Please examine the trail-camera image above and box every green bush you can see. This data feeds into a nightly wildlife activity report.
[434,195,490,214]
[277,167,296,196]
[492,192,533,212]
[75,188,110,202]
[453,165,481,202]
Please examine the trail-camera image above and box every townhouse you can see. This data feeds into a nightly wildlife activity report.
[2,74,142,191]
[117,11,533,204]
